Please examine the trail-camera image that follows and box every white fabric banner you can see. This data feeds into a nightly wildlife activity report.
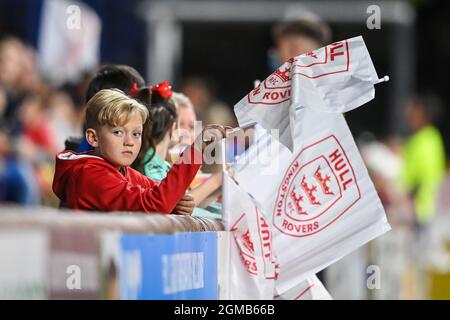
[234,36,380,151]
[222,172,278,299]
[275,275,332,300]
[233,107,391,294]
[38,0,101,84]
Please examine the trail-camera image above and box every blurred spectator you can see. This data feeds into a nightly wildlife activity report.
[17,92,58,156]
[181,76,236,128]
[435,172,450,217]
[16,43,41,94]
[47,90,82,152]
[1,36,47,150]
[361,139,402,204]
[0,125,40,206]
[359,136,415,228]
[172,92,197,149]
[0,37,27,130]
[270,16,335,288]
[271,17,332,67]
[59,72,92,147]
[171,92,223,208]
[402,92,446,225]
[0,87,6,117]
[0,37,24,92]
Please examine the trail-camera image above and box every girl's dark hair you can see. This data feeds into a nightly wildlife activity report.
[132,87,151,106]
[132,89,177,173]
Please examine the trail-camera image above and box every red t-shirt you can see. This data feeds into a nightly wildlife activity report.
[52,148,202,213]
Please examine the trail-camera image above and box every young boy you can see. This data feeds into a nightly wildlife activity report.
[52,89,226,214]
[65,64,146,153]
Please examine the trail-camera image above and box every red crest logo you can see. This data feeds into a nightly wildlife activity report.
[273,135,361,237]
[293,40,350,79]
[231,211,279,279]
[247,63,292,106]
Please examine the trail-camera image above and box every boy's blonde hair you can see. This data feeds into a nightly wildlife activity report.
[85,89,148,129]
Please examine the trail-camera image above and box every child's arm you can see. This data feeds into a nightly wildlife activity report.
[72,125,227,213]
[190,172,222,206]
[173,193,195,215]
[73,146,202,213]
[153,124,228,211]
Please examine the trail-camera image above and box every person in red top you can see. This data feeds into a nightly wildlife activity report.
[52,88,226,214]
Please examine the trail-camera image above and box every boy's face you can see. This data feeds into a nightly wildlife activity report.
[88,113,143,169]
[276,35,321,64]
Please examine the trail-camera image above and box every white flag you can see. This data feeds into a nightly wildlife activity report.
[234,59,294,150]
[233,107,391,295]
[222,172,278,299]
[275,275,332,300]
[38,0,101,85]
[290,36,380,113]
[234,36,380,151]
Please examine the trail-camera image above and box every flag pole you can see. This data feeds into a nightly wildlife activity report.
[376,75,390,84]
[220,136,227,217]
[221,138,227,172]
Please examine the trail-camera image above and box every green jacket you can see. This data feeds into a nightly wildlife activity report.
[142,148,222,219]
[402,125,446,223]
[143,148,171,183]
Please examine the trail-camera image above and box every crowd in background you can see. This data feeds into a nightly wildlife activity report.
[0,35,237,209]
[0,36,86,207]
[1,12,450,298]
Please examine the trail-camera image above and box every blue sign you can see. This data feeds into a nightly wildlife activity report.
[120,232,217,300]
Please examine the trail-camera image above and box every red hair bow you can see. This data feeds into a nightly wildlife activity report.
[129,82,138,97]
[151,81,173,99]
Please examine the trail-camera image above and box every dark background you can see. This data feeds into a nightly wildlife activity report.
[1,0,449,153]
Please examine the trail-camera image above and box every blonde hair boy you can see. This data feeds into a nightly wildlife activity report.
[53,88,227,214]
[84,89,148,171]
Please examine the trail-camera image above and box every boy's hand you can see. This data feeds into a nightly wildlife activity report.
[197,124,231,150]
[172,193,195,215]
